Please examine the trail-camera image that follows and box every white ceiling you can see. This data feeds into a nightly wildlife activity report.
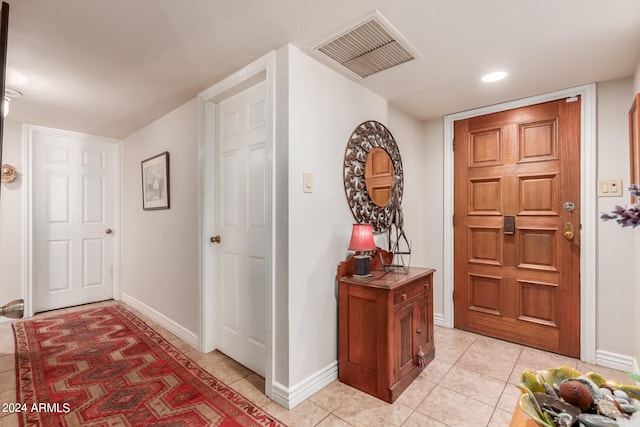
[4,0,640,139]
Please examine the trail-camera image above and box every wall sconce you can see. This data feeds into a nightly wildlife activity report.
[348,223,376,277]
[3,88,21,118]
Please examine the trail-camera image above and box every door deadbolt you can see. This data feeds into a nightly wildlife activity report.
[564,223,574,240]
[504,216,515,235]
[210,235,221,244]
[563,202,575,212]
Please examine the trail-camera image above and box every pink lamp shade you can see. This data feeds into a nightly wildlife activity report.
[348,223,376,252]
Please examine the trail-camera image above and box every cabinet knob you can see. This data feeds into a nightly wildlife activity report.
[401,293,407,301]
[416,329,422,334]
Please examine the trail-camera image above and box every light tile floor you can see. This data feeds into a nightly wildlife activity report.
[0,301,635,427]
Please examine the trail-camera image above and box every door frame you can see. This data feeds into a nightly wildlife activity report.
[22,124,122,318]
[443,83,597,363]
[197,52,275,396]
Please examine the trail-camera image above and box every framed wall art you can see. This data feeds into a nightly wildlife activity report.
[141,151,170,210]
[630,93,640,203]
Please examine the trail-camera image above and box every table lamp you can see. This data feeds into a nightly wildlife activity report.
[348,223,376,277]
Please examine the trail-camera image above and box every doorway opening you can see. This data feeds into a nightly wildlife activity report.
[24,125,121,318]
[198,53,276,398]
[443,84,597,362]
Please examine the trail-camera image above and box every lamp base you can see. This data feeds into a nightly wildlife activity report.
[353,255,371,278]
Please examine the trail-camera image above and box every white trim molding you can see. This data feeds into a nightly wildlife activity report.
[271,362,338,410]
[197,51,277,399]
[22,124,33,318]
[443,83,597,363]
[433,312,446,327]
[120,293,199,350]
[22,124,122,319]
[595,350,636,374]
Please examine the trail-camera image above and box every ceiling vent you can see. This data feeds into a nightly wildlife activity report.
[314,11,421,79]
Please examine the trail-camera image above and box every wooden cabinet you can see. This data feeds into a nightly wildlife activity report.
[337,266,435,403]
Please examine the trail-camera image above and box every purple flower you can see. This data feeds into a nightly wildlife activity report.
[600,185,640,228]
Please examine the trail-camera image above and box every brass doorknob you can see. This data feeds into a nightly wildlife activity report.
[105,228,113,235]
[563,223,574,240]
[210,235,221,244]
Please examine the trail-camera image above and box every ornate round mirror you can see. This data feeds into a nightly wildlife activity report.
[343,121,403,233]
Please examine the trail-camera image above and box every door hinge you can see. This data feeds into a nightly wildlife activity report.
[452,290,456,302]
[452,214,455,226]
[452,139,456,151]
[566,96,579,103]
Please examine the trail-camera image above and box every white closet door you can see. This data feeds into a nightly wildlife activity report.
[33,129,116,313]
[216,80,267,375]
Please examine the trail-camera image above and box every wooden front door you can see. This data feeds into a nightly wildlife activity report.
[453,98,581,357]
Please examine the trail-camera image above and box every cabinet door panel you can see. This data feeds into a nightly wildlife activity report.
[348,295,378,371]
[395,304,416,381]
[417,291,434,353]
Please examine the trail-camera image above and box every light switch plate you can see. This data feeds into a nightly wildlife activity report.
[303,172,313,193]
[597,179,623,197]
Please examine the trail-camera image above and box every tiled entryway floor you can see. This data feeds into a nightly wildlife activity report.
[0,301,635,426]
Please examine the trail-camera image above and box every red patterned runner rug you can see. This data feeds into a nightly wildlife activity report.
[13,304,287,427]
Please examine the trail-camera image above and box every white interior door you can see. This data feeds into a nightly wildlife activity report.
[215,80,267,376]
[32,128,117,313]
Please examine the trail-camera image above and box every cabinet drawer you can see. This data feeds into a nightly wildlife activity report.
[393,279,430,305]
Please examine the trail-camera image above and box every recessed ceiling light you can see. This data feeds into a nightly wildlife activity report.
[482,71,508,83]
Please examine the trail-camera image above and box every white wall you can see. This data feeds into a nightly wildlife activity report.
[0,120,24,307]
[388,107,426,266]
[120,99,200,335]
[284,45,427,389]
[273,46,291,388]
[422,118,445,318]
[596,77,636,359]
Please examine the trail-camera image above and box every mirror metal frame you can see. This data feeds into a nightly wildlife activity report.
[343,120,403,233]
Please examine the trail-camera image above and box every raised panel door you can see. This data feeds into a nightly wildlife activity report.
[394,303,416,382]
[216,80,267,376]
[33,129,116,313]
[453,98,581,357]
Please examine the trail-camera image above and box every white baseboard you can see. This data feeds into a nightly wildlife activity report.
[434,312,446,327]
[595,349,636,373]
[120,293,199,350]
[270,361,338,409]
